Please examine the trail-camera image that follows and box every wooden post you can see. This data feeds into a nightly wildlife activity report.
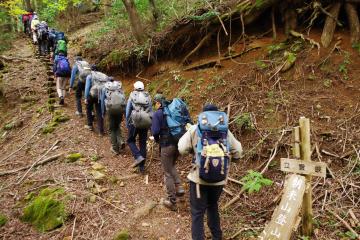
[299,117,313,236]
[293,126,301,159]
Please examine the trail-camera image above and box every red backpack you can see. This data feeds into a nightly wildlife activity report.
[22,14,30,23]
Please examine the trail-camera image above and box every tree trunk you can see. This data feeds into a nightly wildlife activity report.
[24,0,32,11]
[148,0,160,28]
[122,0,146,44]
[321,2,342,48]
[345,3,360,44]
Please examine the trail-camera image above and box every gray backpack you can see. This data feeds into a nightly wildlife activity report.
[76,61,91,82]
[90,71,109,98]
[130,91,152,129]
[104,81,126,114]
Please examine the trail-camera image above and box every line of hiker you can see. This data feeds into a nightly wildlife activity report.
[22,12,244,240]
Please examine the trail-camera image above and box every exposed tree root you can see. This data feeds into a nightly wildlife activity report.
[321,2,342,48]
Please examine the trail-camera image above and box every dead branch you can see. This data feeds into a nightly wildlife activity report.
[184,46,260,71]
[321,2,342,48]
[0,55,32,63]
[0,153,64,177]
[327,208,360,239]
[182,31,215,65]
[290,30,320,53]
[16,140,60,184]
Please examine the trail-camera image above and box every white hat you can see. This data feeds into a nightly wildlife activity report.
[134,81,144,91]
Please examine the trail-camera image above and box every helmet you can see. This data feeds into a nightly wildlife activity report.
[134,81,144,91]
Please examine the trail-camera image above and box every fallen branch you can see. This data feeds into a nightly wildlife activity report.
[182,31,215,65]
[0,153,64,177]
[184,46,261,71]
[16,140,60,184]
[0,55,32,63]
[327,208,360,239]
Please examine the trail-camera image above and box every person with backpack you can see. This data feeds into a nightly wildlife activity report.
[100,79,126,154]
[125,81,152,173]
[55,39,67,57]
[84,70,110,134]
[151,94,191,210]
[30,15,40,44]
[53,51,71,105]
[178,104,243,240]
[36,21,48,55]
[69,57,92,117]
[22,12,32,34]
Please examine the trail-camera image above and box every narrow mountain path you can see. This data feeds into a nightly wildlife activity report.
[0,38,192,240]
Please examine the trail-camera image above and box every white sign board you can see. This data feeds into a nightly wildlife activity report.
[280,158,327,178]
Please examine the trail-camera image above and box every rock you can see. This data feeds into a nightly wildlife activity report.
[66,153,83,163]
[91,162,105,171]
[134,201,157,219]
[119,182,125,187]
[112,229,130,240]
[89,195,97,203]
[141,222,150,227]
[90,170,106,180]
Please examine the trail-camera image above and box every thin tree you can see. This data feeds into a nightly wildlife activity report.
[148,0,160,28]
[122,0,146,44]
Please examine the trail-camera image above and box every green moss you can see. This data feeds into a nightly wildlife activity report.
[234,113,255,131]
[66,153,82,163]
[113,230,130,240]
[0,213,7,227]
[52,115,70,123]
[21,188,67,232]
[3,122,14,131]
[42,112,70,134]
[47,98,56,105]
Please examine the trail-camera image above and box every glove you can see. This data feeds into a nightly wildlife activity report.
[185,123,192,131]
[149,136,155,141]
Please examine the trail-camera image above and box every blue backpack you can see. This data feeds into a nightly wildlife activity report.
[163,98,191,142]
[196,111,230,183]
[55,31,65,42]
[56,56,71,77]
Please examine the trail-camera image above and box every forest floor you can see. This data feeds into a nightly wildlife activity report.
[0,26,360,240]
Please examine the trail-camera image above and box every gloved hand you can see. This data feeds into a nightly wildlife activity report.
[185,123,192,131]
[149,136,155,141]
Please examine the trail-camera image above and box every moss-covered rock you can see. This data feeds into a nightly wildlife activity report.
[65,153,82,163]
[52,114,70,123]
[0,213,7,227]
[113,230,130,240]
[21,188,67,232]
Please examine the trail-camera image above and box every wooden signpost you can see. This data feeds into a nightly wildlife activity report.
[258,117,327,240]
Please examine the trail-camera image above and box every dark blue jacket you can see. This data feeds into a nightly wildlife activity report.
[151,108,175,147]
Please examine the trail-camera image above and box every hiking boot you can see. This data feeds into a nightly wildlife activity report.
[59,97,64,105]
[75,111,83,117]
[163,199,176,211]
[131,156,145,168]
[110,147,119,155]
[84,125,94,131]
[175,184,185,197]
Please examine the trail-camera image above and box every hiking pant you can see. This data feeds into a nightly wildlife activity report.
[190,182,223,240]
[75,80,85,114]
[108,112,124,152]
[56,76,67,98]
[161,145,181,203]
[86,96,104,134]
[32,31,37,43]
[127,125,147,170]
[38,38,48,55]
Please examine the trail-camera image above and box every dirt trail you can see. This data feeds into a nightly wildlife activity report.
[0,39,192,240]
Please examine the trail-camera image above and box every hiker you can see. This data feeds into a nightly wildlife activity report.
[84,69,110,134]
[53,51,71,105]
[52,31,67,60]
[36,21,49,55]
[126,81,152,173]
[69,57,92,117]
[21,12,32,34]
[30,15,40,44]
[178,104,243,240]
[151,94,192,210]
[54,38,67,57]
[100,79,126,154]
[47,28,56,53]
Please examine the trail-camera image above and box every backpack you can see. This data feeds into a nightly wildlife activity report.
[55,40,67,54]
[76,61,91,82]
[90,71,109,98]
[37,23,48,41]
[196,111,230,183]
[104,81,126,114]
[22,14,29,23]
[56,56,71,77]
[163,98,191,142]
[55,32,65,42]
[130,91,152,129]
